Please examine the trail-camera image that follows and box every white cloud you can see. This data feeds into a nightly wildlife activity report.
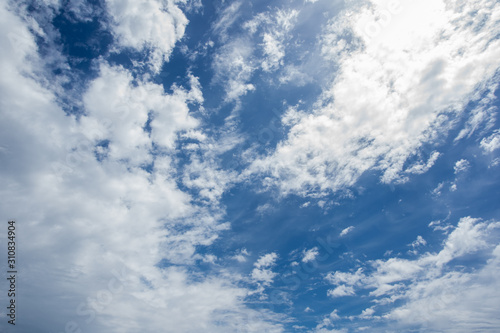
[431,182,445,196]
[327,285,355,297]
[329,309,340,320]
[302,247,319,262]
[212,6,299,106]
[251,253,279,286]
[409,235,426,248]
[408,236,427,255]
[324,217,500,331]
[454,159,470,174]
[481,130,500,153]
[256,203,274,214]
[182,154,237,203]
[212,1,243,42]
[255,252,278,268]
[105,0,188,72]
[232,248,250,262]
[405,151,441,175]
[213,37,256,104]
[313,310,348,333]
[314,328,348,333]
[326,268,365,287]
[251,268,278,286]
[339,226,355,237]
[0,3,285,332]
[82,63,202,166]
[359,307,375,319]
[455,85,498,142]
[249,0,500,196]
[259,9,299,72]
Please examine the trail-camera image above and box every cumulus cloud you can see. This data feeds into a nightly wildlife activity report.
[481,130,500,153]
[255,252,279,268]
[454,159,470,174]
[252,253,279,286]
[82,63,201,162]
[327,285,355,297]
[2,0,499,332]
[324,216,500,331]
[105,0,189,72]
[326,268,364,287]
[249,0,500,196]
[0,2,284,332]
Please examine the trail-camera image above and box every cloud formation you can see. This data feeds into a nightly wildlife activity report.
[325,217,500,331]
[250,0,500,196]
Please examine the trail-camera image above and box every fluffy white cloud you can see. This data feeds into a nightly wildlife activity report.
[255,252,279,268]
[302,247,319,262]
[105,0,189,72]
[327,285,355,297]
[481,129,500,153]
[251,268,278,286]
[0,3,284,332]
[454,159,470,174]
[81,63,201,166]
[252,253,279,286]
[326,268,364,287]
[250,0,500,196]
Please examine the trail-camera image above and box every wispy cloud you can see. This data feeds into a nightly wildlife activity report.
[324,217,500,331]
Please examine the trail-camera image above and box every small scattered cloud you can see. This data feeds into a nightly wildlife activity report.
[251,253,279,286]
[409,235,427,248]
[232,248,250,262]
[481,130,500,153]
[454,159,470,174]
[408,235,427,255]
[255,252,278,268]
[302,247,319,263]
[340,226,355,237]
[405,151,441,175]
[327,284,356,297]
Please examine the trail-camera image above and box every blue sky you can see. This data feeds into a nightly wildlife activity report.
[1,0,500,332]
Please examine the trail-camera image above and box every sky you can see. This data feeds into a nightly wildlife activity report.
[0,0,500,332]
